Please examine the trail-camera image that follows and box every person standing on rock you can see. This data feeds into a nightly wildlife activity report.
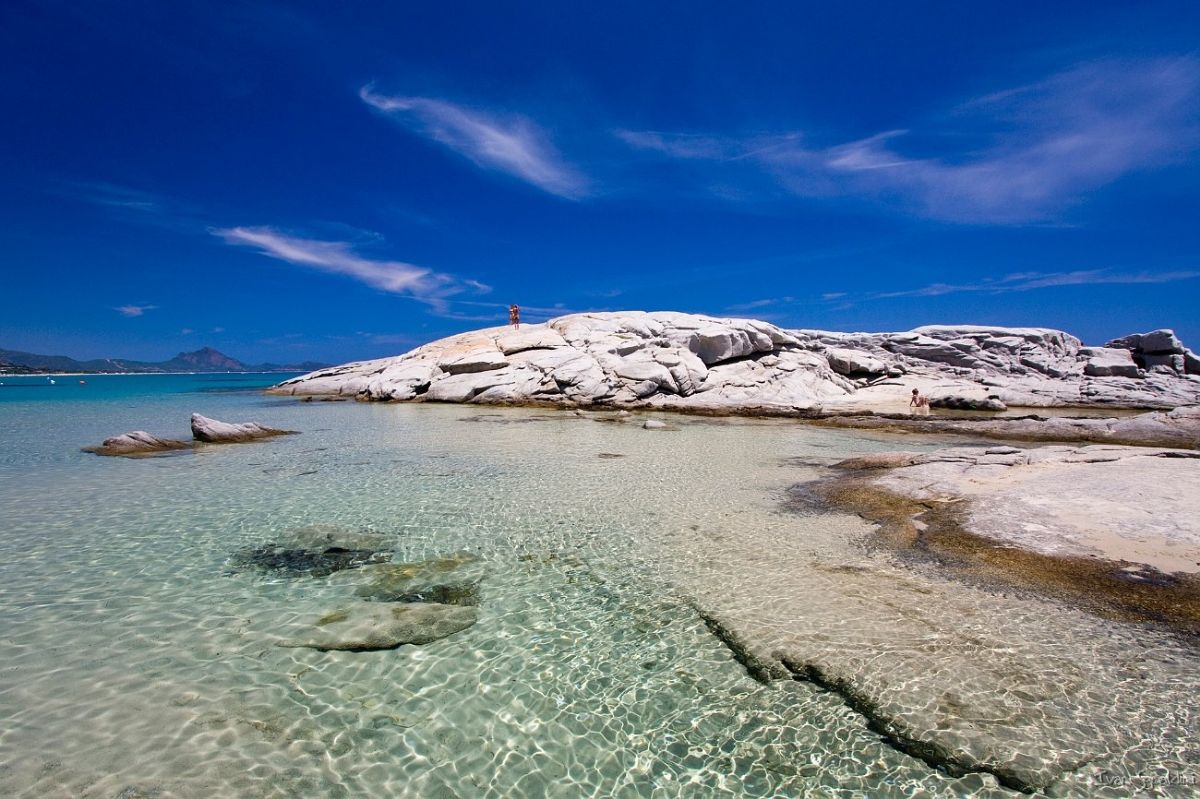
[909,388,930,415]
[509,304,521,329]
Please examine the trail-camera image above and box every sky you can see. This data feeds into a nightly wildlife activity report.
[2,1,1198,364]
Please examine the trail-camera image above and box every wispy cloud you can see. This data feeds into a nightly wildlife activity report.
[215,226,483,307]
[618,58,1200,223]
[360,86,589,199]
[67,181,164,212]
[115,304,157,317]
[58,180,207,234]
[725,296,796,312]
[870,268,1200,300]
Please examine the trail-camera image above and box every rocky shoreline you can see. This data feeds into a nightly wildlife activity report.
[792,444,1200,634]
[270,311,1200,415]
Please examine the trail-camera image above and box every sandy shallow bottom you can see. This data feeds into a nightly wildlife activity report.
[0,395,1197,798]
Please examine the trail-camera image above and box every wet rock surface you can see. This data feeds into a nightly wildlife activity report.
[82,431,193,457]
[280,601,478,651]
[794,444,1200,633]
[270,312,1200,413]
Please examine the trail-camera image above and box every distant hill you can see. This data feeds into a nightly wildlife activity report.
[0,346,329,374]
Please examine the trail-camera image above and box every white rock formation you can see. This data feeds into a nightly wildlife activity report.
[190,413,295,443]
[270,313,1200,413]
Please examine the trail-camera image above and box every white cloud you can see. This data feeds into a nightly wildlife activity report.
[360,86,590,199]
[618,58,1200,223]
[216,226,460,299]
[115,304,157,317]
[180,328,194,335]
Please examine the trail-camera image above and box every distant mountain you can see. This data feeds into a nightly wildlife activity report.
[0,346,329,374]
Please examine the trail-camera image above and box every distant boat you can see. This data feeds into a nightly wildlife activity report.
[79,380,87,385]
[48,378,56,385]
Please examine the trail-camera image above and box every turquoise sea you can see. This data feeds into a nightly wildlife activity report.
[0,374,1196,798]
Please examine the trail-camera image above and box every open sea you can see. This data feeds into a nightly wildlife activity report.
[0,373,1196,798]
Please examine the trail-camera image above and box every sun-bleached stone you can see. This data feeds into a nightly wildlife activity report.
[270,312,1200,414]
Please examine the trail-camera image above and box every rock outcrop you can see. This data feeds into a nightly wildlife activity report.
[190,413,296,443]
[827,444,1200,573]
[82,431,192,457]
[798,443,1200,631]
[270,313,1200,413]
[86,415,298,456]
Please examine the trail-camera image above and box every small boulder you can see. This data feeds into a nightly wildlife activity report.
[1084,349,1140,378]
[191,413,296,443]
[83,431,193,457]
[1140,329,1184,354]
[643,419,669,429]
[825,348,888,376]
[280,602,478,651]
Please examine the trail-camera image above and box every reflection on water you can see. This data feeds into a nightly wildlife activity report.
[0,381,1195,797]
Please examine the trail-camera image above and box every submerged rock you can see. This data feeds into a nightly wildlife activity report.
[191,413,296,443]
[82,431,192,457]
[286,524,392,554]
[233,526,394,577]
[232,544,390,577]
[352,551,486,606]
[280,601,478,651]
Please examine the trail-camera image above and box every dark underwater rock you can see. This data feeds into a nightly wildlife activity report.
[232,544,390,577]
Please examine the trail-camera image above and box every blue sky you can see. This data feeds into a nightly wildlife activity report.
[2,1,1198,363]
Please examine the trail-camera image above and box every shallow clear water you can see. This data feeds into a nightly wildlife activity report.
[0,376,1196,798]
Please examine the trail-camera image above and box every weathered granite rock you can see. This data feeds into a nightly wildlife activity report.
[270,312,1200,413]
[1105,328,1199,377]
[825,347,888,376]
[191,413,296,443]
[1082,347,1140,378]
[83,431,193,457]
[280,602,478,651]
